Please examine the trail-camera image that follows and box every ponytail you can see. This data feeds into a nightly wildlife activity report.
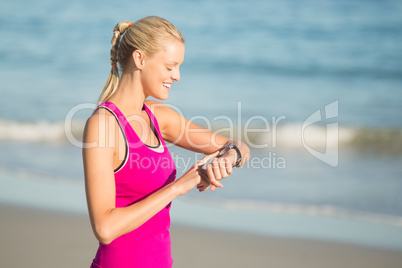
[98,17,184,104]
[98,21,133,104]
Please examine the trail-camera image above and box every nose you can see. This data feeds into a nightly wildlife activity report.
[172,68,180,82]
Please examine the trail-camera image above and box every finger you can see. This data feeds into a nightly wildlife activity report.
[219,158,229,178]
[226,157,233,175]
[206,163,215,183]
[212,159,223,181]
[194,151,220,167]
[207,162,223,188]
[197,180,210,191]
[198,168,209,182]
[197,170,211,191]
[210,185,216,191]
[198,184,210,192]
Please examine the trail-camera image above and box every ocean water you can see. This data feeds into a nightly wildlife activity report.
[1,0,402,249]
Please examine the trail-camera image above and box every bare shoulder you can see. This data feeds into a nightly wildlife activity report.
[83,108,118,144]
[85,108,117,132]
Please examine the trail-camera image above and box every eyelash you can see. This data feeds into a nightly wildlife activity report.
[166,67,172,71]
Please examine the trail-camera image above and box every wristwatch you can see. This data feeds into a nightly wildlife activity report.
[218,144,242,167]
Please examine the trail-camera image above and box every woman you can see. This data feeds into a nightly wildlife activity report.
[83,16,250,268]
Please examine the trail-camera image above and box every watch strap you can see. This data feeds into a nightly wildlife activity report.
[219,144,242,167]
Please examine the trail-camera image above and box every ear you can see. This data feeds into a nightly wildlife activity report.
[132,50,145,69]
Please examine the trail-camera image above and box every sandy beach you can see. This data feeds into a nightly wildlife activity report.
[1,204,402,268]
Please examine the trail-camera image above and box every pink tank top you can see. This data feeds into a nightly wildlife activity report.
[91,101,176,268]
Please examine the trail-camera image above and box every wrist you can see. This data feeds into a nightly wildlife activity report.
[169,179,185,197]
[219,144,242,167]
[225,149,237,166]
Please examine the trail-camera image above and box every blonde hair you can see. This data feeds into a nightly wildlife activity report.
[98,16,185,104]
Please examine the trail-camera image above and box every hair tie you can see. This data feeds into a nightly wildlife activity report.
[127,22,133,28]
[111,63,116,66]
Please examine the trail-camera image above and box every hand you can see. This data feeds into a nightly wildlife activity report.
[206,150,235,191]
[175,151,219,195]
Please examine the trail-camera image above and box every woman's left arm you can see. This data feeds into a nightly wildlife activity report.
[146,100,250,190]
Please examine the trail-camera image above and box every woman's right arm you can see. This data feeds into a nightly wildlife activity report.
[82,112,215,245]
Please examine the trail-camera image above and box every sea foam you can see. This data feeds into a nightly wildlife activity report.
[0,119,401,153]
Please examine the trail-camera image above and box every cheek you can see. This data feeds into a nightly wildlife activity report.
[141,62,169,91]
[144,64,162,79]
[141,69,162,92]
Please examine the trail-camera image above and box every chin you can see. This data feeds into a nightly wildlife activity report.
[154,93,169,101]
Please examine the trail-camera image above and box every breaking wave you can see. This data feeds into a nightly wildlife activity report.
[0,119,401,153]
[0,119,85,143]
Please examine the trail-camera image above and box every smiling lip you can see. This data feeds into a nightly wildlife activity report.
[163,83,172,90]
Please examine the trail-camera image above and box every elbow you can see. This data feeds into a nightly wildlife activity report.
[90,209,122,245]
[94,224,114,245]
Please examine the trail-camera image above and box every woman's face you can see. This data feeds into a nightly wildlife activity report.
[141,39,185,100]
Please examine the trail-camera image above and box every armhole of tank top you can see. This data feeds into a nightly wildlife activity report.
[144,109,161,149]
[96,106,129,173]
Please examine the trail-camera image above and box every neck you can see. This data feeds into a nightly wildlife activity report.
[108,70,147,115]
